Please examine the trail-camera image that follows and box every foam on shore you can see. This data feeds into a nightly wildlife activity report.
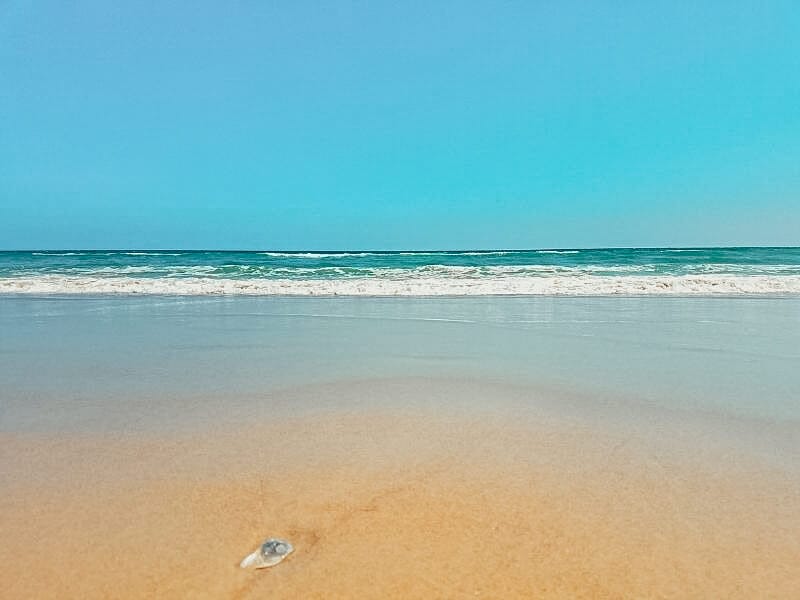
[3,273,800,295]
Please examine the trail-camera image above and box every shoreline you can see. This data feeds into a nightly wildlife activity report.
[3,273,800,296]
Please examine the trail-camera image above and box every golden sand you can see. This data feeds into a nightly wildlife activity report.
[2,384,799,598]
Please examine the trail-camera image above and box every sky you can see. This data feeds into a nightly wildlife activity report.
[1,1,799,250]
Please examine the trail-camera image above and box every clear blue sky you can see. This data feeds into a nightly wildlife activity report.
[1,2,799,250]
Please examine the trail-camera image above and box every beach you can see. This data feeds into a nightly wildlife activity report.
[5,0,800,595]
[1,296,799,598]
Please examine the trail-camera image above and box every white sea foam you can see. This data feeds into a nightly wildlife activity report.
[120,252,186,256]
[658,248,706,252]
[692,263,800,274]
[27,263,794,279]
[434,251,513,256]
[30,251,186,257]
[259,252,377,258]
[3,274,800,296]
[259,251,515,258]
[55,265,220,276]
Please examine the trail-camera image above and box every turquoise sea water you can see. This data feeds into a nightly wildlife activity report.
[1,247,799,295]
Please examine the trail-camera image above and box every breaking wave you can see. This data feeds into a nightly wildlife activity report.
[2,274,800,296]
[3,248,799,296]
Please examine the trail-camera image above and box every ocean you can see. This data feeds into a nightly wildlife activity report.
[1,247,799,295]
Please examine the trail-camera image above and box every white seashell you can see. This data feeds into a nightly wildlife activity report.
[240,538,294,569]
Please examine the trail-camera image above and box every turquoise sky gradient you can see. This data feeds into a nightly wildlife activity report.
[1,2,799,250]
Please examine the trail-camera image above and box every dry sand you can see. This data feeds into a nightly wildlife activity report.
[2,379,799,598]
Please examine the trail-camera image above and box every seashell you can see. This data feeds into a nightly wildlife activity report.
[240,538,294,569]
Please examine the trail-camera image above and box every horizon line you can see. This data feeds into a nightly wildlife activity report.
[1,245,799,253]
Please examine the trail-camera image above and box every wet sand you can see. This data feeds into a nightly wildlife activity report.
[2,378,799,598]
